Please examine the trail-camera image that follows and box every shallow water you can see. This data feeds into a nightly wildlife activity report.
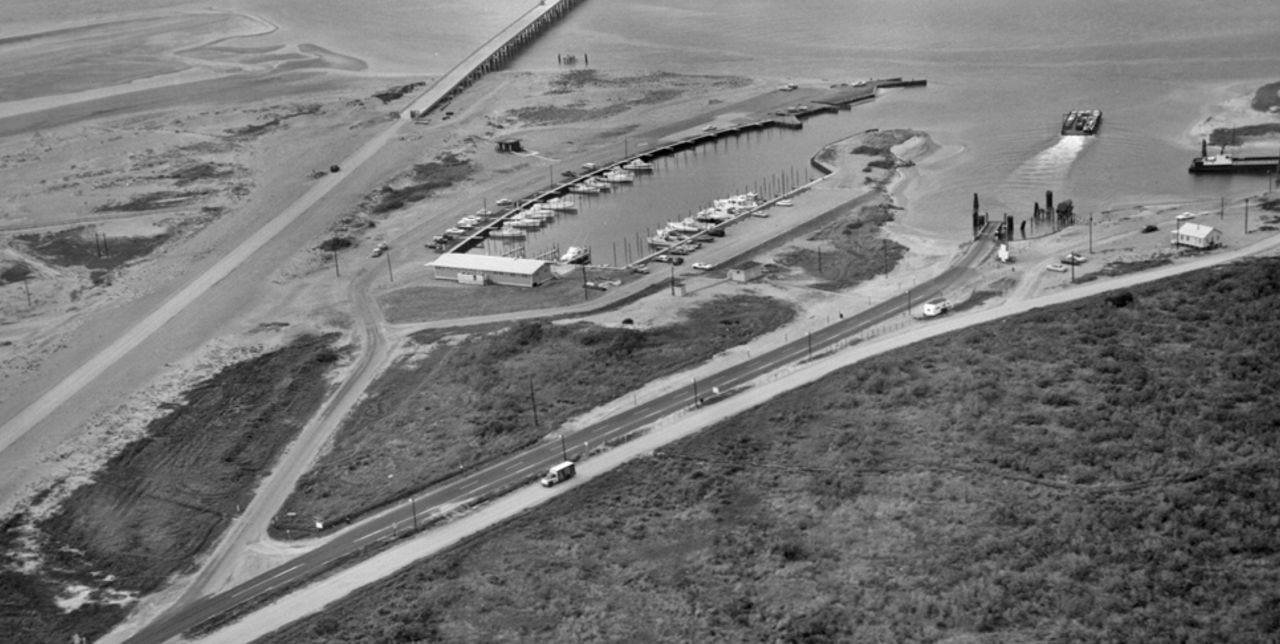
[5,0,1279,243]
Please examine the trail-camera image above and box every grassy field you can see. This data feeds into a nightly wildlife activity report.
[273,294,795,535]
[0,334,342,644]
[262,258,1280,643]
[380,266,644,324]
[368,153,475,215]
[775,130,922,289]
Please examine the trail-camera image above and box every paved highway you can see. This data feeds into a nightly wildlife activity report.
[123,233,994,643]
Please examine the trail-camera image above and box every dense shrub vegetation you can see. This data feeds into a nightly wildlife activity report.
[264,258,1280,643]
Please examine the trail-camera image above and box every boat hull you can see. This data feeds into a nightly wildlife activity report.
[1188,157,1280,174]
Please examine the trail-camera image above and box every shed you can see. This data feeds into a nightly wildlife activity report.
[428,253,552,287]
[1172,222,1221,249]
[728,261,765,283]
[496,138,523,153]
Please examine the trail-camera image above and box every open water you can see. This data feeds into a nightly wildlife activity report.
[6,0,1280,246]
[503,0,1280,243]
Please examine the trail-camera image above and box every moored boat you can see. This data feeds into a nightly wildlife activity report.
[623,158,654,172]
[559,246,591,264]
[508,217,544,229]
[489,227,526,239]
[543,196,578,211]
[602,168,636,183]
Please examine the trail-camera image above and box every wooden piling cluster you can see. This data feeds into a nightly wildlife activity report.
[414,0,586,119]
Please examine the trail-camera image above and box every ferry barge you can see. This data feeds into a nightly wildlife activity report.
[1188,141,1280,174]
[1061,109,1101,135]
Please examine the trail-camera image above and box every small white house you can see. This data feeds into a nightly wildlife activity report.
[1171,222,1221,249]
[728,261,765,283]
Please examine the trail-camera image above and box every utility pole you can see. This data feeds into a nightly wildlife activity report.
[529,377,540,430]
[882,239,890,276]
[558,433,568,461]
[23,275,32,307]
[333,250,340,277]
[670,264,675,295]
[692,378,699,405]
[807,332,812,360]
[1245,197,1250,233]
[1220,196,1225,220]
[581,265,589,301]
[385,249,394,282]
[410,497,418,531]
[1088,215,1093,254]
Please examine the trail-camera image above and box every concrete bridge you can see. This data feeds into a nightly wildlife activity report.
[403,0,586,120]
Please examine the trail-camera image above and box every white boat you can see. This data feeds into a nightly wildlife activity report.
[568,183,600,194]
[444,227,467,236]
[559,246,591,264]
[508,217,544,229]
[623,158,654,172]
[601,168,635,183]
[776,199,794,207]
[475,208,494,217]
[489,227,525,239]
[585,178,612,191]
[647,235,676,249]
[667,220,702,234]
[695,207,734,223]
[713,192,761,212]
[543,197,578,211]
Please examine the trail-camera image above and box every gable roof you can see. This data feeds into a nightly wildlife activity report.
[1176,222,1218,239]
[428,253,547,275]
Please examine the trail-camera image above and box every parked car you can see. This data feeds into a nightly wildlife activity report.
[370,241,389,258]
[1142,224,1159,233]
[1062,252,1086,265]
[1046,263,1069,273]
[652,254,683,265]
[631,265,650,274]
[692,262,713,271]
[1176,211,1196,221]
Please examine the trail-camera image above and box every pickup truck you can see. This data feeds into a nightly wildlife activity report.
[540,461,576,487]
